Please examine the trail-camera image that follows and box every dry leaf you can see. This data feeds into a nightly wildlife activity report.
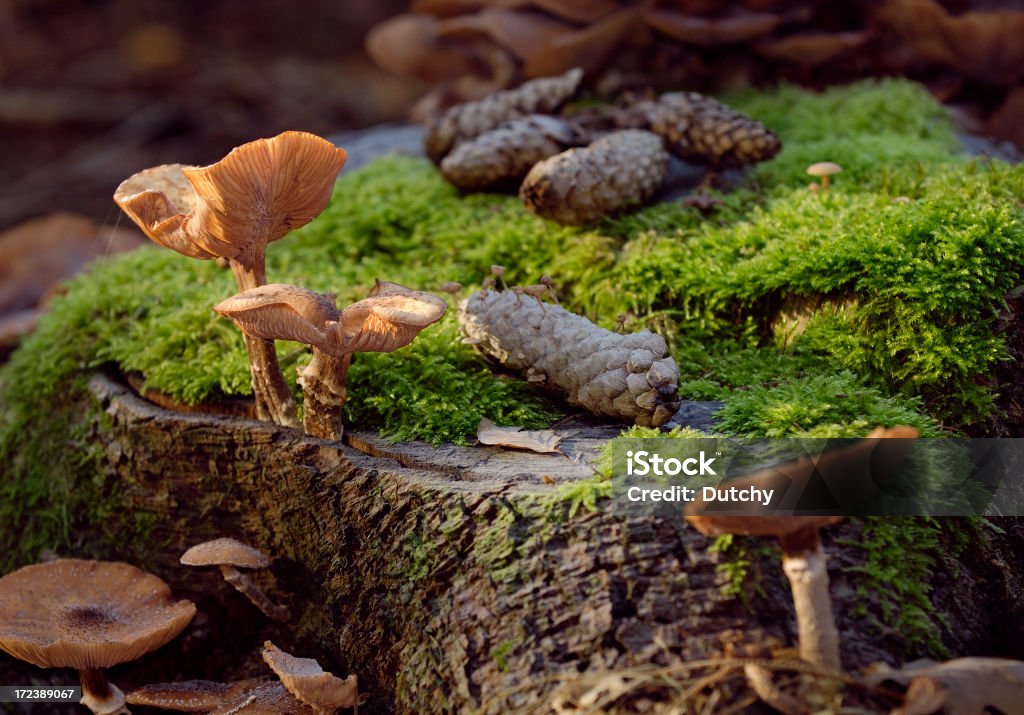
[880,0,1024,85]
[477,417,563,453]
[867,657,1024,715]
[438,9,573,64]
[755,31,871,66]
[644,8,781,46]
[893,676,946,715]
[522,5,641,78]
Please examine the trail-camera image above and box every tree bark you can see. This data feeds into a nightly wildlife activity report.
[74,373,1024,714]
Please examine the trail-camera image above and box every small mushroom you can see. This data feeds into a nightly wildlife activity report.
[438,281,463,294]
[806,161,842,192]
[126,679,267,712]
[262,641,358,714]
[684,426,918,671]
[214,281,447,440]
[113,132,347,428]
[180,538,290,623]
[490,264,508,290]
[0,559,196,715]
[539,274,559,304]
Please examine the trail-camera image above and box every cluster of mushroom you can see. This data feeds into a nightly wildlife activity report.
[0,538,358,714]
[113,131,447,440]
[424,68,781,225]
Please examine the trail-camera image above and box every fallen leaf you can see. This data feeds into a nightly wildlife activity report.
[644,8,781,46]
[477,417,563,453]
[866,657,1024,715]
[880,0,1024,85]
[894,676,946,715]
[438,8,573,64]
[755,31,871,66]
[0,212,144,314]
[523,5,641,77]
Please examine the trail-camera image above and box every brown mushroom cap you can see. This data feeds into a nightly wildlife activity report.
[0,559,196,670]
[126,679,267,712]
[209,682,313,715]
[806,161,842,177]
[214,285,337,346]
[114,132,347,262]
[330,281,448,354]
[686,515,844,539]
[180,538,270,569]
[685,426,919,538]
[262,641,358,711]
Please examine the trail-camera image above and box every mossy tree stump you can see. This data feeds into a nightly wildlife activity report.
[54,373,1024,713]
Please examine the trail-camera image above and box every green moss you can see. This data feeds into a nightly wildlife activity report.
[2,78,1023,570]
[490,639,519,673]
[835,518,955,658]
[399,531,435,582]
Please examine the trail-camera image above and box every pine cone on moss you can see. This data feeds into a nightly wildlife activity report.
[425,67,584,162]
[440,115,585,192]
[519,129,669,225]
[459,289,680,427]
[633,92,781,168]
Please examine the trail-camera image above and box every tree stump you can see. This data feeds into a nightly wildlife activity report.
[55,372,1024,713]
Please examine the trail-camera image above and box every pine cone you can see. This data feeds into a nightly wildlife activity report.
[425,67,584,162]
[519,129,669,225]
[636,92,781,169]
[459,289,681,426]
[440,115,584,192]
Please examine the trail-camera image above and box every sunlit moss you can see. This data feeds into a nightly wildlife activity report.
[2,79,1023,570]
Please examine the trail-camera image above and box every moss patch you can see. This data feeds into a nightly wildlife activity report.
[1,79,1023,574]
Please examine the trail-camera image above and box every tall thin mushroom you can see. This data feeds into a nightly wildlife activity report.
[214,280,447,440]
[113,131,347,427]
[684,426,919,672]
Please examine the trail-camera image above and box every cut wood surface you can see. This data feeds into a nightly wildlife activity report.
[63,372,1024,714]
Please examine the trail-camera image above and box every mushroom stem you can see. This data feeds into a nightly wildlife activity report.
[228,256,299,428]
[821,175,830,192]
[779,528,841,672]
[298,347,352,441]
[79,668,130,715]
[217,564,290,623]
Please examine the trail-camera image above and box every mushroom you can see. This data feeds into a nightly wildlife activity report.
[490,264,507,290]
[806,161,842,192]
[214,281,447,440]
[262,641,358,714]
[210,682,313,714]
[113,131,347,428]
[0,559,196,715]
[180,538,290,623]
[438,281,463,295]
[126,679,266,712]
[684,426,919,671]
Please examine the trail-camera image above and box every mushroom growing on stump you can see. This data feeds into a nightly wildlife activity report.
[113,131,347,427]
[0,559,196,715]
[126,679,266,712]
[214,280,448,440]
[180,538,290,623]
[262,641,358,714]
[210,682,313,714]
[684,426,919,672]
